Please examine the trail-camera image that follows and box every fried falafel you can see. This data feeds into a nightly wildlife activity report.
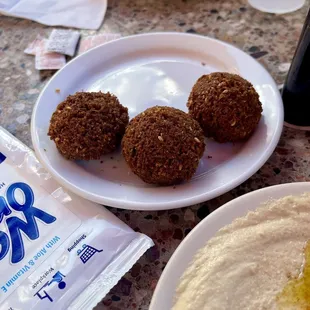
[122,106,205,186]
[48,91,129,160]
[187,72,262,143]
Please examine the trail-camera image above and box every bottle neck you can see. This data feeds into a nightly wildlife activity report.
[285,9,310,93]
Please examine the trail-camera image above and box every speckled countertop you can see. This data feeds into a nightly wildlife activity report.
[0,0,309,309]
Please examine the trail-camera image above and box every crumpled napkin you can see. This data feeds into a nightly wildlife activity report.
[0,0,107,30]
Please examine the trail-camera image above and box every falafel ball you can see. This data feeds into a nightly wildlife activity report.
[122,106,205,186]
[48,92,129,160]
[187,72,262,143]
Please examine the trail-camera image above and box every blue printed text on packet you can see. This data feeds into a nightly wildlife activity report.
[0,128,153,310]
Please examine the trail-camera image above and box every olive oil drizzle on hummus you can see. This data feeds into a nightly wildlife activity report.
[277,241,310,309]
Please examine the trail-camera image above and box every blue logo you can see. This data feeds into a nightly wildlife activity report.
[77,244,103,264]
[0,182,57,264]
[0,152,6,164]
[34,271,66,303]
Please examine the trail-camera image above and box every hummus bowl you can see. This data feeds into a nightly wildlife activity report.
[150,182,310,310]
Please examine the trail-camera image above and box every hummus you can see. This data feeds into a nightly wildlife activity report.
[173,194,310,310]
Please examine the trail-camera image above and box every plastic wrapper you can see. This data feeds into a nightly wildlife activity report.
[0,0,107,30]
[46,29,80,57]
[35,39,66,70]
[24,34,44,56]
[0,127,154,310]
[78,33,122,54]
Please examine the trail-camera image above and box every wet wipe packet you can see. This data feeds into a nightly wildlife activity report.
[24,34,45,56]
[46,29,80,57]
[35,39,66,70]
[0,127,154,310]
[78,33,121,54]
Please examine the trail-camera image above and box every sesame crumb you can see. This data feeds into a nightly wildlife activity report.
[55,88,60,93]
[158,135,164,142]
[194,137,200,143]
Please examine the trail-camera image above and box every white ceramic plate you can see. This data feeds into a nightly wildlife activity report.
[150,182,310,310]
[31,32,283,210]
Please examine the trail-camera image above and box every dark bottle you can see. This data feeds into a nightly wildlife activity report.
[282,8,310,127]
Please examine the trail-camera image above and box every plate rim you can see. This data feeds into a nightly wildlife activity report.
[31,32,284,210]
[149,182,310,309]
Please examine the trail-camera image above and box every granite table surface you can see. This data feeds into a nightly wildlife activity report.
[0,0,309,309]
